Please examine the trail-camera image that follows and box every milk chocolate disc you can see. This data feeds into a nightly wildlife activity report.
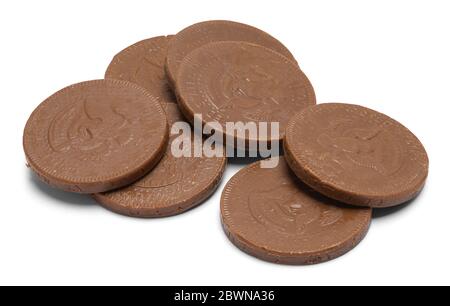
[176,41,316,148]
[221,158,371,265]
[284,103,429,208]
[23,80,169,194]
[93,103,227,218]
[105,36,176,104]
[166,20,297,88]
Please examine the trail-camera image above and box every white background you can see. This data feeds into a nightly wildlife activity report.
[0,0,449,286]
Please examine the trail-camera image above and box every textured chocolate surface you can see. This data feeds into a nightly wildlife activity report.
[221,158,372,265]
[23,80,168,194]
[93,103,227,218]
[166,20,297,89]
[284,103,429,208]
[176,41,316,148]
[105,36,176,104]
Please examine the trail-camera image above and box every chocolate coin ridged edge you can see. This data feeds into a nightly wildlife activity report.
[92,158,226,218]
[23,79,169,194]
[284,103,429,208]
[221,158,372,265]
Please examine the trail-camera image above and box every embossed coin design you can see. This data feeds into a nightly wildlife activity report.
[221,158,372,265]
[105,36,176,104]
[93,103,227,218]
[284,103,429,208]
[176,41,316,148]
[23,80,169,194]
[166,20,297,89]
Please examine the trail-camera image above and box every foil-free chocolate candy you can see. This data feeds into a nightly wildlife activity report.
[93,103,227,218]
[175,41,316,149]
[23,80,168,194]
[284,103,429,208]
[221,158,372,265]
[166,20,297,89]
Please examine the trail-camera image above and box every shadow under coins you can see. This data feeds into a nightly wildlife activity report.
[372,185,427,219]
[227,150,284,165]
[28,171,97,207]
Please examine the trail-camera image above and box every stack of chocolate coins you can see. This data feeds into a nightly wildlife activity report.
[23,20,429,265]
